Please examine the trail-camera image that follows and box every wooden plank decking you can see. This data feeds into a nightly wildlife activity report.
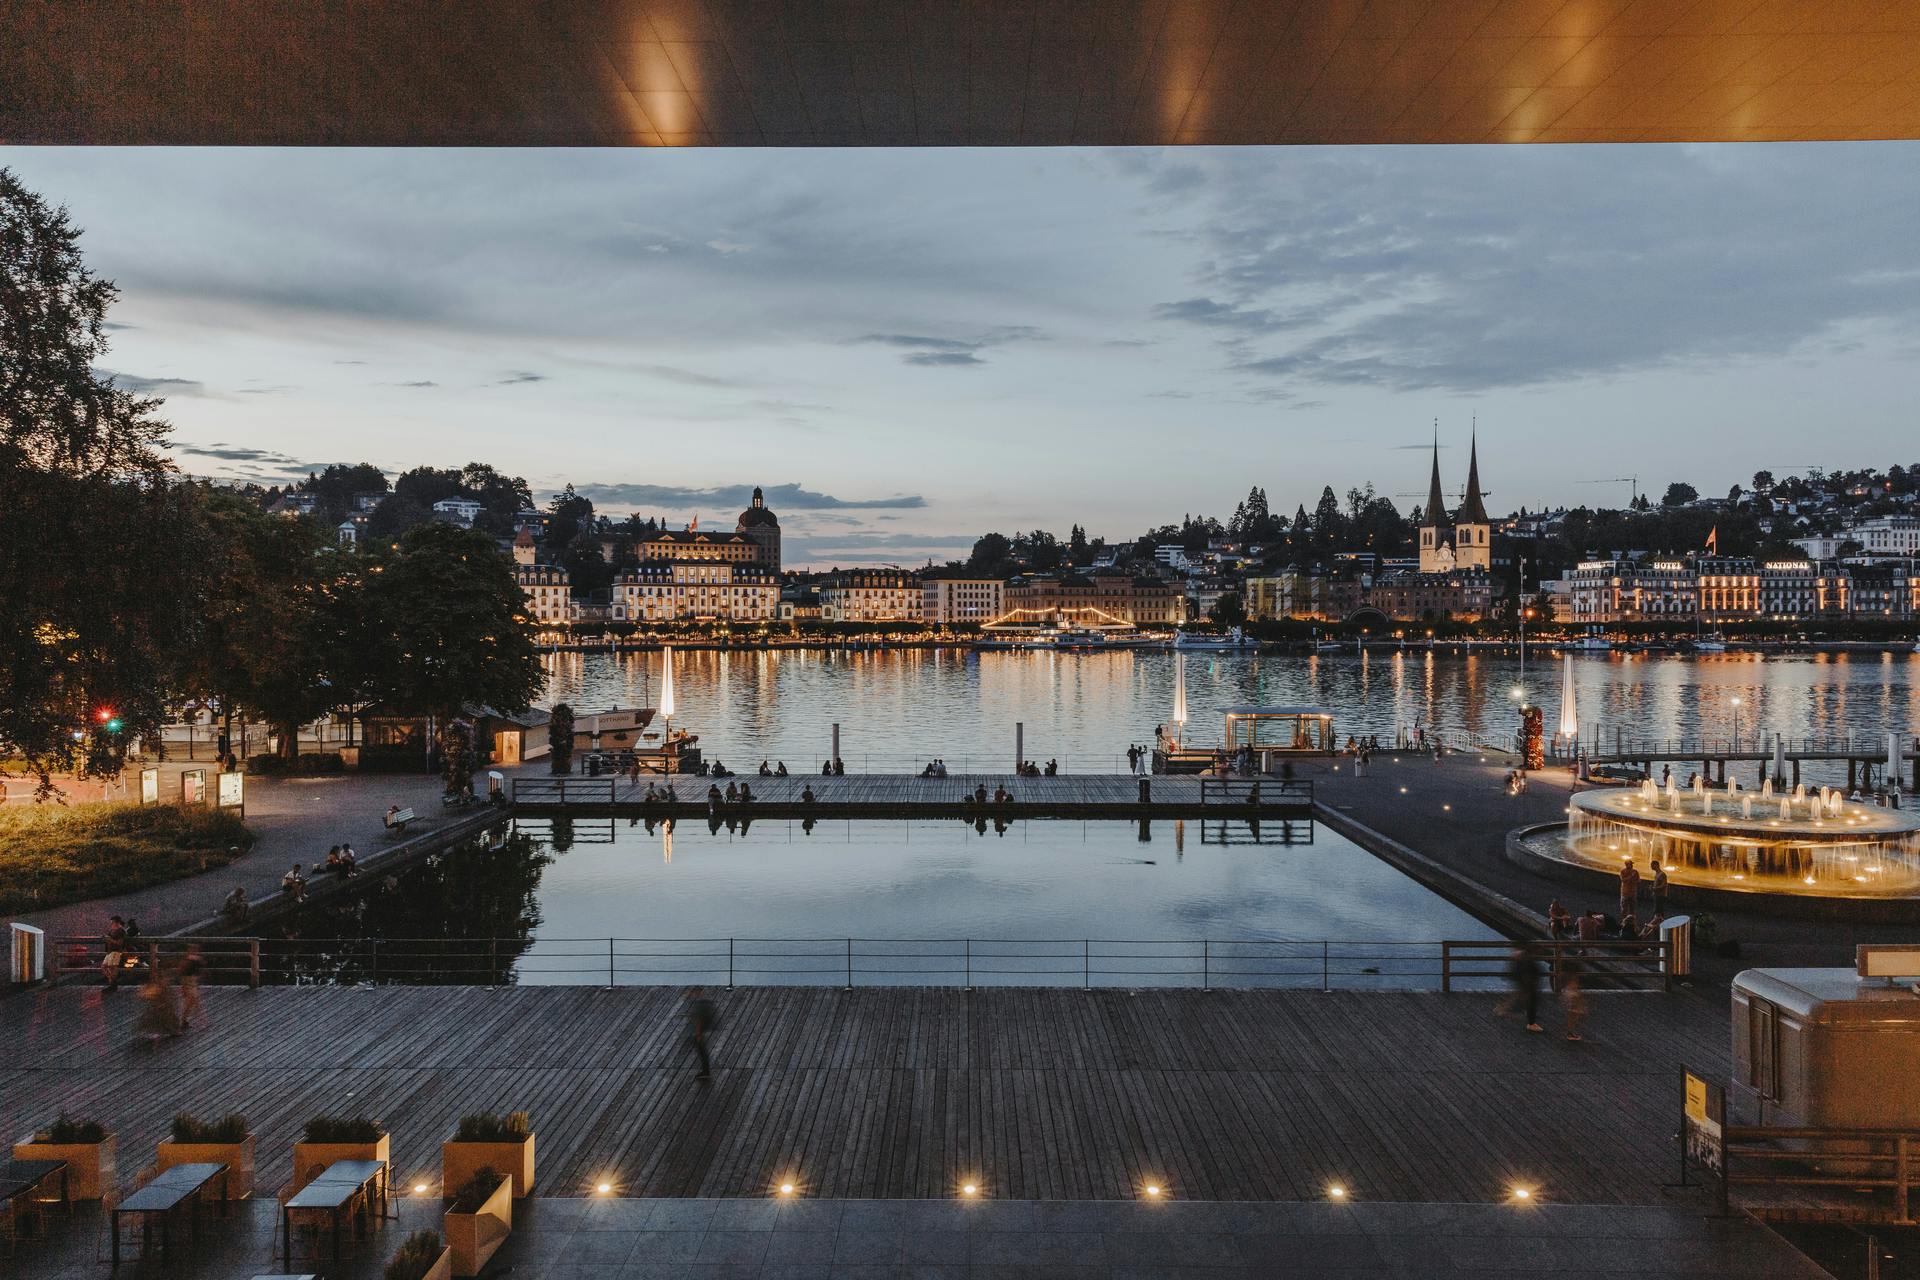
[1,985,1727,1206]
[514,773,1313,818]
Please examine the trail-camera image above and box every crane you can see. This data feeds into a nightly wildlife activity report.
[1578,476,1638,507]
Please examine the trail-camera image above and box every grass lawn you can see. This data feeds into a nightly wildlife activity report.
[0,802,254,916]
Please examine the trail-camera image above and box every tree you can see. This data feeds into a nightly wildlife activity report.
[1751,470,1775,493]
[548,703,576,775]
[301,462,388,525]
[366,493,431,540]
[1661,482,1698,508]
[440,720,476,796]
[967,532,1012,574]
[1066,524,1089,564]
[546,483,594,551]
[393,465,463,510]
[1,167,206,788]
[1208,591,1247,629]
[359,522,545,724]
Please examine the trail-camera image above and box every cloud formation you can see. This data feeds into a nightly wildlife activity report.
[97,369,206,396]
[573,482,926,512]
[856,326,1039,369]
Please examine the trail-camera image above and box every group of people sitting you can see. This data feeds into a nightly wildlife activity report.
[962,783,1016,806]
[756,760,791,776]
[919,759,952,777]
[97,915,144,990]
[279,841,360,902]
[821,758,846,776]
[706,781,755,808]
[1016,759,1059,777]
[1547,898,1664,942]
[1344,735,1383,753]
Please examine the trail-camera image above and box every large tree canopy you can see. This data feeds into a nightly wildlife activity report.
[0,167,205,787]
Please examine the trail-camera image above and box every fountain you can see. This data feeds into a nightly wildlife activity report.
[1515,783,1920,919]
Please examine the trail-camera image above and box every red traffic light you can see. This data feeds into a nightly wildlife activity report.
[96,707,114,723]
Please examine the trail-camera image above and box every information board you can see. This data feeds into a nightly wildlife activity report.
[139,767,159,806]
[216,770,244,814]
[180,768,207,806]
[1683,1068,1726,1181]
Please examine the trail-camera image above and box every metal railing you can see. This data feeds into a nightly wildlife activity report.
[511,777,617,804]
[1728,1126,1920,1222]
[37,935,1673,992]
[1198,778,1313,806]
[51,936,262,987]
[1586,735,1916,760]
[1440,939,1671,992]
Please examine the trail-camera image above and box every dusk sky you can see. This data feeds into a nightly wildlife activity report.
[5,143,1918,567]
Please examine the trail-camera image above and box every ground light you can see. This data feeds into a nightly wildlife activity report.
[778,1182,796,1196]
[1143,1184,1162,1198]
[413,1183,428,1194]
[1328,1184,1347,1200]
[961,1183,979,1197]
[596,1182,612,1195]
[1511,1186,1533,1202]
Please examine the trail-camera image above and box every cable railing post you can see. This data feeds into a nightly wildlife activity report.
[1322,940,1330,992]
[1202,940,1210,993]
[845,938,853,990]
[1441,942,1451,994]
[248,939,260,989]
[728,938,735,991]
[1899,1136,1911,1223]
[369,938,379,987]
[965,939,972,992]
[1084,939,1090,990]
[608,937,615,989]
[489,938,498,987]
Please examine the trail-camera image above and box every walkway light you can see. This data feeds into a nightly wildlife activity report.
[778,1182,796,1196]
[961,1183,978,1197]
[1328,1184,1347,1199]
[1511,1186,1532,1201]
[1144,1184,1162,1198]
[413,1182,429,1194]
[596,1182,612,1194]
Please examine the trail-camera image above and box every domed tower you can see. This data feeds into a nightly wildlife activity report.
[736,485,781,571]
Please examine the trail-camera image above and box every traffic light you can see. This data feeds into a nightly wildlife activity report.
[95,707,123,733]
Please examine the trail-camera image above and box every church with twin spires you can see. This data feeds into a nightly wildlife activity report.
[1418,433,1492,575]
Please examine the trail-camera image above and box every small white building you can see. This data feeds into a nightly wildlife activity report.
[432,497,484,527]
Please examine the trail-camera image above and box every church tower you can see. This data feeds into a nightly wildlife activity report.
[1417,434,1453,573]
[1452,429,1492,571]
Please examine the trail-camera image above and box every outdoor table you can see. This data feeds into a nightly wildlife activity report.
[111,1161,228,1269]
[1,1159,70,1253]
[280,1157,389,1266]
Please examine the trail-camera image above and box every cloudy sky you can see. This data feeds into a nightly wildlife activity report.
[4,144,1917,567]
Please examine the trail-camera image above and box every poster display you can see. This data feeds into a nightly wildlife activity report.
[180,768,207,806]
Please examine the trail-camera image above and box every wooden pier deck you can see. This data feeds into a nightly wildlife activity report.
[2,984,1726,1206]
[513,772,1313,819]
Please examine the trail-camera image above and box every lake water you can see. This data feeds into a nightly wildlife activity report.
[542,648,1920,780]
[283,818,1501,989]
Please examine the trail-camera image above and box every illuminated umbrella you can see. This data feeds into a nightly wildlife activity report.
[659,645,676,740]
[1172,654,1188,745]
[1557,653,1578,745]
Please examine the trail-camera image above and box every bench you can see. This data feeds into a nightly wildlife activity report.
[383,807,415,833]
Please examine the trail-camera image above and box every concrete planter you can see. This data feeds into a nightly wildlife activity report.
[443,1133,535,1197]
[443,1175,512,1277]
[290,1134,389,1193]
[157,1135,254,1198]
[11,1135,115,1200]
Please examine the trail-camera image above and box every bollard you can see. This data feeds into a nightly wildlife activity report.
[1138,777,1151,804]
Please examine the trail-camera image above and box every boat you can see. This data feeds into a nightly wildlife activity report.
[1691,634,1728,653]
[1174,626,1257,651]
[1566,627,1612,653]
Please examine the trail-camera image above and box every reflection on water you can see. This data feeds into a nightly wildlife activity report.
[263,818,1501,989]
[541,649,1920,779]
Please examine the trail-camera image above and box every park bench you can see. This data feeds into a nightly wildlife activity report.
[383,807,415,834]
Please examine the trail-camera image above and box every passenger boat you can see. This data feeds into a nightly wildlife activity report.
[1174,626,1257,651]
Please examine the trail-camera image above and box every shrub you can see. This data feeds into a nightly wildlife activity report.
[452,1111,530,1143]
[446,1167,505,1213]
[0,802,254,915]
[302,1115,384,1144]
[170,1112,248,1143]
[35,1113,105,1144]
[385,1230,445,1280]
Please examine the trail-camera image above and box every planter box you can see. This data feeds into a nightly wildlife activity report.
[442,1134,535,1197]
[393,1244,453,1280]
[157,1135,254,1199]
[290,1134,389,1193]
[443,1176,512,1278]
[11,1135,115,1200]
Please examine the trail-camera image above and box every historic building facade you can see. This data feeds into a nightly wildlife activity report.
[820,569,924,622]
[1417,434,1492,574]
[615,561,780,623]
[921,575,1006,624]
[1004,573,1182,627]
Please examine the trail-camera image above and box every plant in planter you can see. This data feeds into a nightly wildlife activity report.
[443,1110,535,1198]
[442,1167,512,1278]
[12,1112,115,1200]
[158,1112,254,1198]
[385,1228,452,1280]
[291,1114,389,1193]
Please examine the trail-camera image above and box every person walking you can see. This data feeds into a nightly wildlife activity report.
[1500,943,1544,1033]
[686,987,718,1082]
[177,945,205,1031]
[1560,954,1588,1042]
[1650,860,1669,918]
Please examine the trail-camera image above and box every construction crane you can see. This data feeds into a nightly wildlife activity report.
[1578,476,1638,507]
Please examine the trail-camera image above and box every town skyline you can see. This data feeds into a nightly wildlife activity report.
[5,143,1920,567]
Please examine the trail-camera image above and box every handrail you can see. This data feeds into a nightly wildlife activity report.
[38,934,1670,993]
[1726,1124,1920,1221]
[1440,938,1669,992]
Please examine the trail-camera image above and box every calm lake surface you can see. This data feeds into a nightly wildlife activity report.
[292,818,1501,989]
[542,648,1920,778]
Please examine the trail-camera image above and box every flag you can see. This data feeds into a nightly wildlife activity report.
[690,514,699,531]
[1705,526,1718,554]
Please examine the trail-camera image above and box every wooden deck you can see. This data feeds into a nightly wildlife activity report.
[514,772,1313,818]
[1,984,1729,1206]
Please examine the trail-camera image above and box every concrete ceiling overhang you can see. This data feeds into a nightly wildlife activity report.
[6,0,1920,147]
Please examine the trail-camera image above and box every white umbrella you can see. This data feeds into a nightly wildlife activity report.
[1557,653,1578,743]
[659,645,676,738]
[1172,654,1188,744]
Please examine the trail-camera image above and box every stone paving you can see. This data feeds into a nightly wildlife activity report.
[11,760,536,941]
[1302,748,1917,976]
[4,1194,1828,1279]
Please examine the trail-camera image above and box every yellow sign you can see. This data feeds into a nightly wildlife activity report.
[1684,1072,1708,1126]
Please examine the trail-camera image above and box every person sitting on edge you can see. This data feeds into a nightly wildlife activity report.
[775,761,789,776]
[220,886,249,926]
[324,845,344,873]
[1576,910,1602,942]
[340,845,358,876]
[1547,899,1572,939]
[833,758,845,776]
[738,783,753,804]
[759,759,771,776]
[975,784,989,804]
[707,783,723,807]
[800,784,816,805]
[823,759,834,776]
[281,864,306,900]
[725,781,739,804]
